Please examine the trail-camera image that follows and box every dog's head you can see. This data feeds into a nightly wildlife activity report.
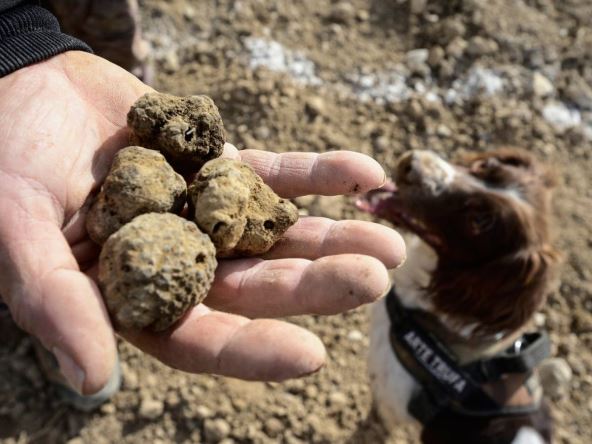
[359,149,560,335]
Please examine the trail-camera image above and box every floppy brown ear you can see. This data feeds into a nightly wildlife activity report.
[429,245,561,335]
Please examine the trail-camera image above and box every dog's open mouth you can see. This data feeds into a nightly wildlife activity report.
[356,180,443,248]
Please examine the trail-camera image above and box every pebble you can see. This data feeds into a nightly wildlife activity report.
[565,73,592,110]
[204,418,231,443]
[436,124,452,137]
[406,48,429,65]
[542,102,581,131]
[446,37,468,59]
[532,72,554,97]
[163,50,180,73]
[139,398,164,419]
[427,46,445,67]
[539,358,572,398]
[305,96,326,117]
[328,2,356,24]
[467,36,499,56]
[195,405,214,420]
[410,0,427,14]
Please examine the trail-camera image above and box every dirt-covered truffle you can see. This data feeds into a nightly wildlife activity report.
[98,213,217,331]
[188,158,299,256]
[127,92,225,171]
[86,146,186,245]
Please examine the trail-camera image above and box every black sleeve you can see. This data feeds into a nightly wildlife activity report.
[0,1,92,77]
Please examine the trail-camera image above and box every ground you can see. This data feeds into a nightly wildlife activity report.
[1,0,591,443]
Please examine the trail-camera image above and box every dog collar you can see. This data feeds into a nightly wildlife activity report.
[385,286,550,424]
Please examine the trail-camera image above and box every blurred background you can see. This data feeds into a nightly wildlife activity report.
[1,0,591,442]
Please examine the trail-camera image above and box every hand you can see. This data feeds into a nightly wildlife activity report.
[0,52,405,394]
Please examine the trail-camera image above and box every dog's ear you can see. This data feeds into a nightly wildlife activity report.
[429,245,561,335]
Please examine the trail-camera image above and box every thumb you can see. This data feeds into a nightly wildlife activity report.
[0,192,117,395]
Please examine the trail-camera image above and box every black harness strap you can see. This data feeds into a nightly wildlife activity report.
[385,286,550,424]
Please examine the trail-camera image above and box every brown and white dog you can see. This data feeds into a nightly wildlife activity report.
[357,149,560,444]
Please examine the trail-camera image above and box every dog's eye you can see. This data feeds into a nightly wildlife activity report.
[471,158,499,174]
[468,212,495,236]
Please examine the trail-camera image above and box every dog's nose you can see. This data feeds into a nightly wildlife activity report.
[396,151,423,185]
[395,151,456,193]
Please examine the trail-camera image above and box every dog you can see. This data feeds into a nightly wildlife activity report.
[357,149,560,444]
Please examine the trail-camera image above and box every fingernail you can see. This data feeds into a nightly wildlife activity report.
[52,347,85,394]
[379,171,387,188]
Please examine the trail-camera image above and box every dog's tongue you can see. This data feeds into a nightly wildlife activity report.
[355,180,400,219]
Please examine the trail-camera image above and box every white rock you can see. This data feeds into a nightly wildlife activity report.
[406,48,429,65]
[539,358,572,398]
[542,102,581,130]
[532,72,554,97]
[139,398,164,419]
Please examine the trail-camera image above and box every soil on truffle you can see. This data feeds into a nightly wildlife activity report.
[99,213,217,332]
[2,1,591,444]
[128,92,226,172]
[188,158,299,256]
[86,146,187,245]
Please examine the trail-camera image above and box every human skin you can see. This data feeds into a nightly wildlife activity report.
[0,51,406,394]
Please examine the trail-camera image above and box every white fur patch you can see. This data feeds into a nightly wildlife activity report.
[368,235,437,427]
[511,427,545,444]
[413,151,457,194]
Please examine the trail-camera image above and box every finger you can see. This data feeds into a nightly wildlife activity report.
[0,197,116,395]
[223,144,387,198]
[207,254,390,318]
[264,217,406,268]
[123,306,326,381]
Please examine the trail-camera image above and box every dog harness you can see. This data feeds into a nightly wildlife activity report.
[385,286,550,424]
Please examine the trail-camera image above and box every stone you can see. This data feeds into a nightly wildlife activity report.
[446,37,468,59]
[328,2,356,24]
[410,0,427,15]
[539,358,572,399]
[564,72,592,110]
[204,418,231,443]
[533,72,554,97]
[467,36,499,56]
[139,398,164,419]
[305,96,326,117]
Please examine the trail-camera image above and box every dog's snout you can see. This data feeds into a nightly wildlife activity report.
[395,151,456,195]
[395,152,418,185]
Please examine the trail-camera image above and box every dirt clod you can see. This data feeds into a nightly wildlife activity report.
[98,213,217,331]
[86,146,186,245]
[188,158,299,256]
[127,92,226,171]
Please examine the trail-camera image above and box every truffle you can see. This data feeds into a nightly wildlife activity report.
[86,146,186,245]
[98,213,217,331]
[127,92,226,171]
[188,158,299,256]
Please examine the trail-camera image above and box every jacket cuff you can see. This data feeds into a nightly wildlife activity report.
[0,4,91,77]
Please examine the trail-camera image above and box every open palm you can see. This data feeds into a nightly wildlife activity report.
[0,52,405,394]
